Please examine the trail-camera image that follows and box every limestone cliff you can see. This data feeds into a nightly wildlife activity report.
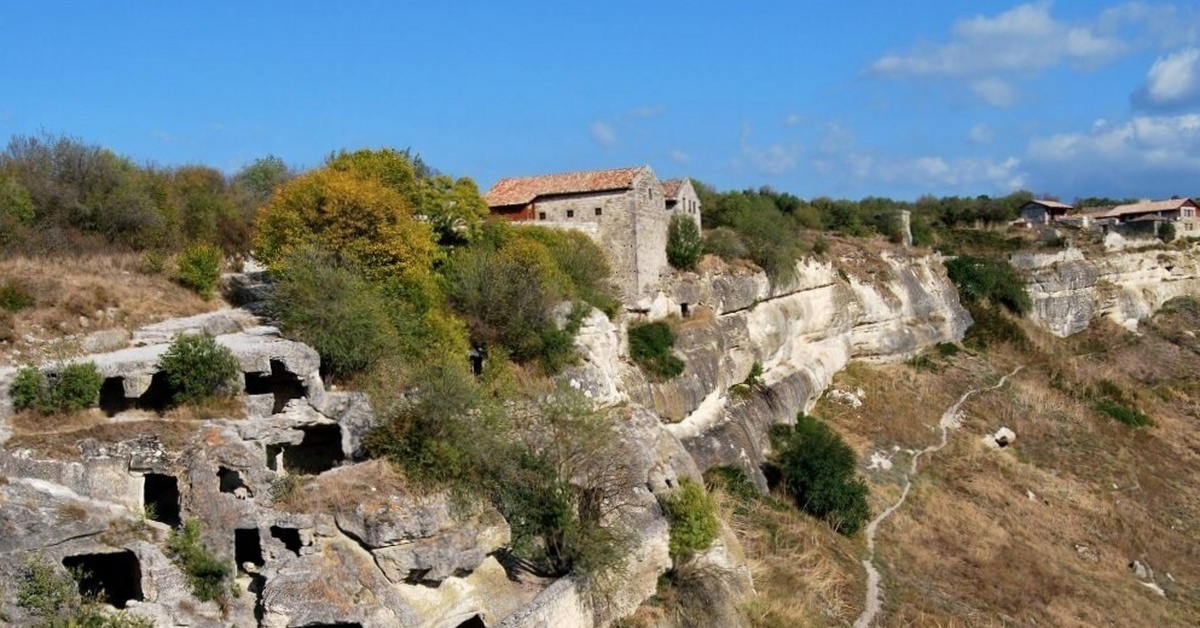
[0,248,971,628]
[1016,245,1200,337]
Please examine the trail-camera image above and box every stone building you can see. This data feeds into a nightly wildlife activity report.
[1019,199,1073,225]
[484,165,701,307]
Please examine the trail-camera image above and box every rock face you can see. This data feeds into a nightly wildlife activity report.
[568,253,970,489]
[0,249,973,628]
[1016,246,1200,337]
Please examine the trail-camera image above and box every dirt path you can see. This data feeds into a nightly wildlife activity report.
[853,366,1023,628]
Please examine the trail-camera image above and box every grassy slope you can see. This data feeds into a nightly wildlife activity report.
[738,308,1200,627]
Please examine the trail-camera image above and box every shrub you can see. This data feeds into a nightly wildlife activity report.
[167,519,230,602]
[11,366,47,412]
[272,248,400,379]
[768,414,870,535]
[52,362,105,412]
[945,255,1031,315]
[176,242,223,299]
[703,227,749,261]
[661,477,720,560]
[667,214,703,270]
[158,333,241,405]
[1158,221,1176,243]
[1094,399,1153,427]
[963,303,1031,351]
[0,281,36,312]
[11,363,103,414]
[703,465,761,511]
[628,321,685,380]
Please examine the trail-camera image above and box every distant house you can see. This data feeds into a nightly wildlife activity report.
[1086,198,1199,239]
[484,165,701,305]
[1019,199,1073,225]
[661,178,702,230]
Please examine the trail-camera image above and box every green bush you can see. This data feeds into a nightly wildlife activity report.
[1093,399,1153,427]
[963,304,1031,351]
[628,321,685,380]
[667,214,703,270]
[53,362,105,412]
[167,519,230,603]
[0,281,36,312]
[10,366,47,412]
[1158,221,1176,243]
[662,477,720,560]
[11,363,103,414]
[272,248,399,379]
[176,242,223,299]
[768,414,870,535]
[157,333,241,405]
[945,255,1031,315]
[703,227,749,261]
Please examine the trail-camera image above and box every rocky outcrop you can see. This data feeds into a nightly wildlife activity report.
[1016,246,1200,337]
[569,253,970,489]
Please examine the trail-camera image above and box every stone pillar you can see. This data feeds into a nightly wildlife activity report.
[898,210,913,248]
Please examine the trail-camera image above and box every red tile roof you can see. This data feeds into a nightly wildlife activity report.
[1029,199,1073,210]
[661,179,683,199]
[1092,198,1196,219]
[484,166,648,207]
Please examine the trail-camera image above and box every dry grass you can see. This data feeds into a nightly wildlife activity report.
[0,252,218,365]
[273,459,418,514]
[730,311,1200,626]
[5,418,203,460]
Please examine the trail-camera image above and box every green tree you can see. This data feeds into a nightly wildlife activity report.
[271,248,401,379]
[662,477,720,560]
[666,214,703,270]
[769,414,870,535]
[254,167,438,281]
[1158,221,1177,243]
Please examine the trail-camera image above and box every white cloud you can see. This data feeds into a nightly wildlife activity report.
[589,121,617,147]
[738,125,799,175]
[667,149,690,164]
[1133,47,1200,109]
[970,77,1018,107]
[1029,113,1200,169]
[811,123,1025,193]
[969,123,996,144]
[869,2,1128,80]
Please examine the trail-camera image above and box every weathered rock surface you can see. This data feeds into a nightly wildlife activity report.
[1016,246,1200,337]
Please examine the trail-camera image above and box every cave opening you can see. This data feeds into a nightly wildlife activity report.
[271,526,303,555]
[62,550,143,608]
[455,615,488,628]
[136,371,175,413]
[243,359,305,414]
[281,425,344,475]
[143,473,181,527]
[235,528,264,572]
[218,466,253,498]
[99,377,130,417]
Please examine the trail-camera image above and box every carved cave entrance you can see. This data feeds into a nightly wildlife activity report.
[243,359,305,414]
[62,550,143,608]
[143,473,181,527]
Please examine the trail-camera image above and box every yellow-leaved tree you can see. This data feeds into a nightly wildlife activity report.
[254,168,438,281]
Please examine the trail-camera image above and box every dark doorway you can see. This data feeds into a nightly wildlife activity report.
[681,302,690,318]
[99,377,129,417]
[135,371,175,413]
[271,526,303,555]
[235,528,264,572]
[243,359,305,414]
[143,473,181,527]
[455,615,488,628]
[218,467,252,498]
[281,425,343,475]
[62,551,143,608]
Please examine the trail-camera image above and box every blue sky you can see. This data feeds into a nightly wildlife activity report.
[4,1,1200,201]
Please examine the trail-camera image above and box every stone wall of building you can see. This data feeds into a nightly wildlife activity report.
[530,168,672,306]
